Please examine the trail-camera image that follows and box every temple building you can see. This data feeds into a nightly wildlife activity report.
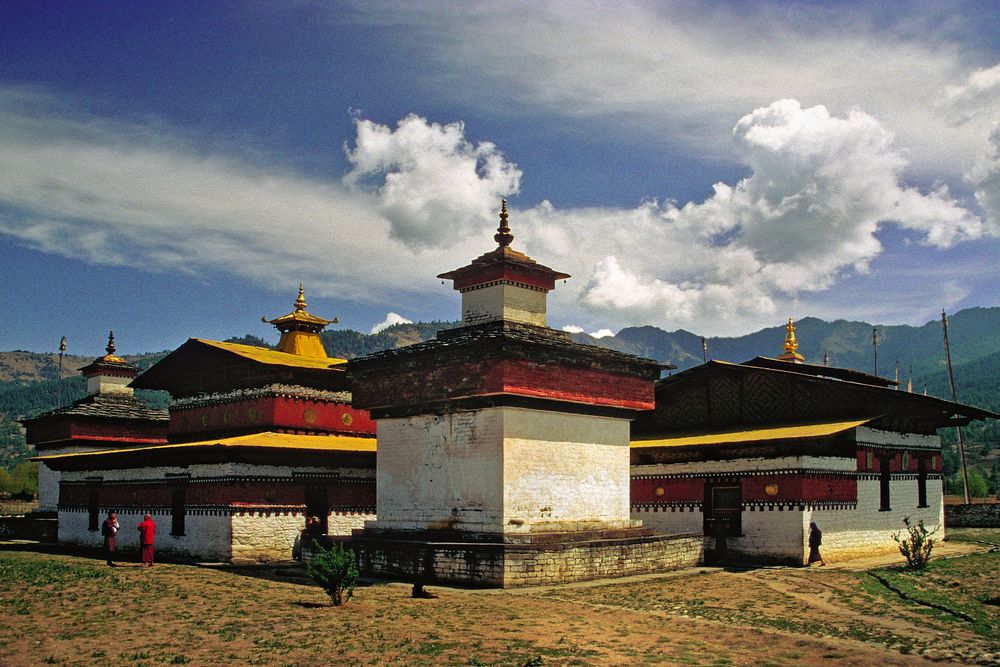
[23,332,168,513]
[29,218,998,574]
[36,287,376,562]
[349,201,705,587]
[629,320,999,564]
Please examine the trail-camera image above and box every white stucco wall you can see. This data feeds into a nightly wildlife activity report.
[86,374,133,396]
[58,509,234,562]
[38,445,119,512]
[630,448,945,563]
[502,408,631,532]
[461,283,547,327]
[375,410,505,532]
[374,407,632,534]
[855,426,939,449]
[56,461,374,562]
[808,478,944,562]
[633,506,703,534]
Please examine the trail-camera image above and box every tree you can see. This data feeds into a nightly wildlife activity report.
[0,461,37,500]
[306,540,359,606]
[892,517,939,570]
[967,469,989,498]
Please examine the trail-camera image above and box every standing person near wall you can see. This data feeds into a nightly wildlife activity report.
[101,511,119,566]
[137,513,156,567]
[808,521,826,566]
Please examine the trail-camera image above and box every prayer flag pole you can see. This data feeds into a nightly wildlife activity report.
[56,336,67,408]
[872,327,879,376]
[942,309,971,504]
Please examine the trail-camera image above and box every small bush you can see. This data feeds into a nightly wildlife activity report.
[306,540,359,606]
[892,517,939,570]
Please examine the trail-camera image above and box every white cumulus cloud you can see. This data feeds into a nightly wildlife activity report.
[516,99,991,334]
[0,86,993,337]
[344,114,520,247]
[371,312,413,334]
[560,324,584,334]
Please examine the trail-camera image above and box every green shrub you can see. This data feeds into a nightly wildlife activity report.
[0,461,38,500]
[891,517,939,570]
[306,540,359,606]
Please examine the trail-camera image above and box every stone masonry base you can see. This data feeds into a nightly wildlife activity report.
[353,528,707,588]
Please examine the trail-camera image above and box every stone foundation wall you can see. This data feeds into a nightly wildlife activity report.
[232,510,374,563]
[945,502,1000,527]
[355,532,706,588]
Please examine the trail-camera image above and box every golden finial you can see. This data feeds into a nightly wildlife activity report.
[777,317,805,363]
[494,199,513,248]
[295,283,307,311]
[100,330,125,363]
[783,318,798,355]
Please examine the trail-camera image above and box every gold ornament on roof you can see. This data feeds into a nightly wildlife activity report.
[262,285,337,359]
[494,199,513,248]
[776,318,805,363]
[101,330,126,364]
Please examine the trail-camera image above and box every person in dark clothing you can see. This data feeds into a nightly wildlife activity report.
[808,521,826,566]
[101,511,119,566]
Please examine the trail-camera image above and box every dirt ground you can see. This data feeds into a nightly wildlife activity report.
[0,536,997,667]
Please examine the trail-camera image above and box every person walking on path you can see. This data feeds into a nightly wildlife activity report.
[808,521,826,566]
[137,513,156,567]
[101,511,119,566]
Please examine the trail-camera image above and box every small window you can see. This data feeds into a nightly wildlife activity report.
[917,457,928,508]
[171,482,186,536]
[865,450,873,470]
[879,453,891,511]
[901,451,910,470]
[87,484,100,531]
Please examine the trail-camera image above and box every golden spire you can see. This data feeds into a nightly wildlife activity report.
[294,283,307,312]
[776,317,805,363]
[101,330,125,363]
[494,199,513,248]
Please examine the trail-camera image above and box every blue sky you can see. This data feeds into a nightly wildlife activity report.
[1,1,999,356]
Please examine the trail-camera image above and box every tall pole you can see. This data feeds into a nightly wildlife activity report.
[942,309,971,504]
[701,337,708,364]
[56,336,67,408]
[872,327,879,376]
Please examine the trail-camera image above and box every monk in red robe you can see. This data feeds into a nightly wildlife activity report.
[137,513,156,566]
[101,511,119,566]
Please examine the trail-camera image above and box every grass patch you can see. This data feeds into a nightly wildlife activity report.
[867,552,1000,637]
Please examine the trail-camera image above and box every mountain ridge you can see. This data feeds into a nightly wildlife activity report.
[2,308,998,493]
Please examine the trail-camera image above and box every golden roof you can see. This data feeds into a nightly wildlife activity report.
[194,338,346,370]
[630,418,871,448]
[260,285,339,359]
[35,431,375,461]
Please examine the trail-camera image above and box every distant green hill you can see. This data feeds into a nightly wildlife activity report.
[2,311,997,494]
